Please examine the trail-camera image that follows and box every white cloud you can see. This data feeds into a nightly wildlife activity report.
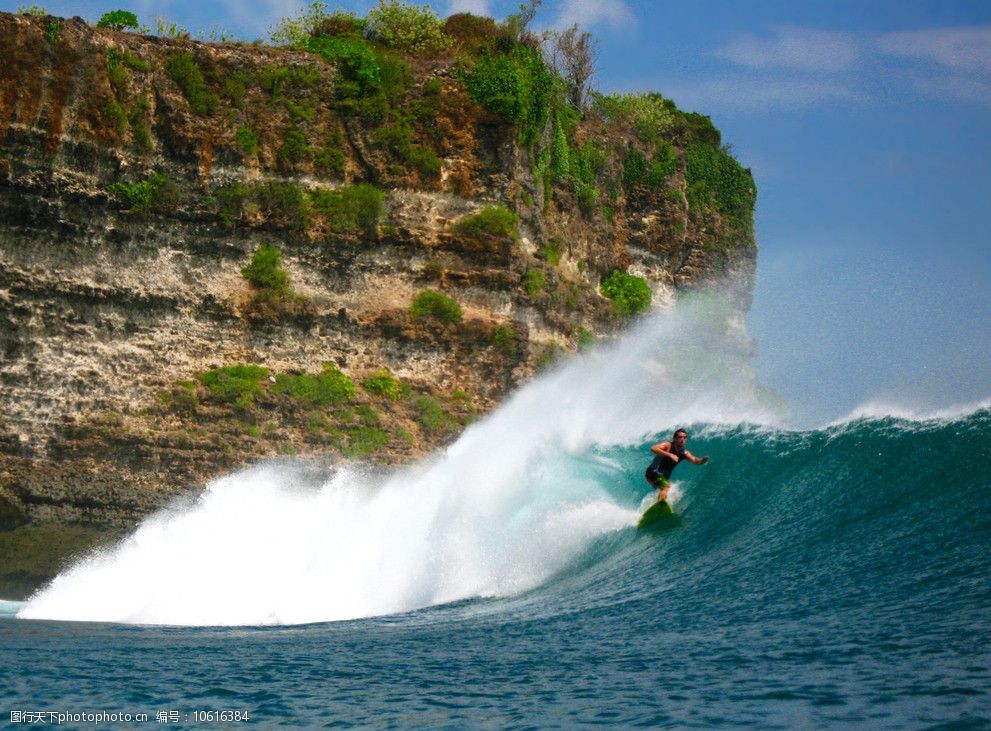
[643,76,859,114]
[552,0,634,31]
[447,0,492,16]
[714,25,860,72]
[877,26,991,73]
[219,0,302,38]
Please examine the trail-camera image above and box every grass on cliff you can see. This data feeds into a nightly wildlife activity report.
[211,182,386,236]
[197,364,271,409]
[273,364,355,407]
[165,51,219,116]
[362,369,404,400]
[241,244,315,322]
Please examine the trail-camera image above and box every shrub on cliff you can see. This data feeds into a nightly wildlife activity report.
[362,369,403,400]
[309,184,385,235]
[97,10,139,31]
[364,0,450,54]
[107,172,179,215]
[197,364,270,409]
[410,290,462,324]
[165,52,219,116]
[443,13,505,56]
[460,44,554,146]
[242,245,290,295]
[600,270,651,317]
[455,205,519,240]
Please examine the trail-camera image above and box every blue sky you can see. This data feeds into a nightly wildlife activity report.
[3,0,989,425]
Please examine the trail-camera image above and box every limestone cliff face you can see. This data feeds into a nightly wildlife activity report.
[0,12,756,595]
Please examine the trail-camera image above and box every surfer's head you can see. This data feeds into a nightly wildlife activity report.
[673,429,687,445]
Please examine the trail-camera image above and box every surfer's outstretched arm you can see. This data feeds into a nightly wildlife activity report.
[684,450,709,465]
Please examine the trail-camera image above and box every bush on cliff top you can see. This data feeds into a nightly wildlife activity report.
[460,44,554,147]
[364,0,449,54]
[97,10,139,31]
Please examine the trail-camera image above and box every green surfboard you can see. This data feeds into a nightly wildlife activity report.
[637,500,680,530]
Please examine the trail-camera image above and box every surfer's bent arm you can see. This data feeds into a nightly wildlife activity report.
[650,441,677,461]
[683,450,709,465]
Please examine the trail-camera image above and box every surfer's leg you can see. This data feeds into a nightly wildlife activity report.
[656,476,670,502]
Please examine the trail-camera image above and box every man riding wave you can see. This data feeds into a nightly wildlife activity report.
[645,428,709,502]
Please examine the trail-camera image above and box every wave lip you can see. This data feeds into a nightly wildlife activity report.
[827,397,991,427]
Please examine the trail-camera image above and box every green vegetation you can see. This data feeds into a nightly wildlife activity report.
[122,49,151,72]
[575,326,597,351]
[277,128,311,168]
[415,395,455,436]
[521,270,545,298]
[491,324,517,356]
[107,172,178,215]
[257,64,321,98]
[210,182,315,231]
[362,369,403,400]
[241,244,290,295]
[364,0,449,54]
[235,125,258,156]
[104,100,127,135]
[43,18,60,41]
[460,44,554,147]
[240,244,316,322]
[410,290,462,324]
[684,143,755,227]
[129,95,153,151]
[17,5,46,15]
[309,183,385,235]
[600,270,652,317]
[165,51,219,116]
[314,130,347,176]
[455,205,519,240]
[273,364,355,407]
[107,47,128,93]
[97,10,139,31]
[624,142,677,193]
[270,2,361,48]
[592,92,676,142]
[197,364,270,409]
[343,426,390,459]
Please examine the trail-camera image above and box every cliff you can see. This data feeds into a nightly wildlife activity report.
[0,9,756,596]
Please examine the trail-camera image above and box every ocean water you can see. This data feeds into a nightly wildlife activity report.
[2,304,989,728]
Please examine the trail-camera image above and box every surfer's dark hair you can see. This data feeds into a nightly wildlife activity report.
[673,428,687,439]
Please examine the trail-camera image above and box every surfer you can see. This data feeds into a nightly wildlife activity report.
[645,428,709,502]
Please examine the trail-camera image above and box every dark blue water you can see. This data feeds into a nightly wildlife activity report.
[2,411,990,728]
